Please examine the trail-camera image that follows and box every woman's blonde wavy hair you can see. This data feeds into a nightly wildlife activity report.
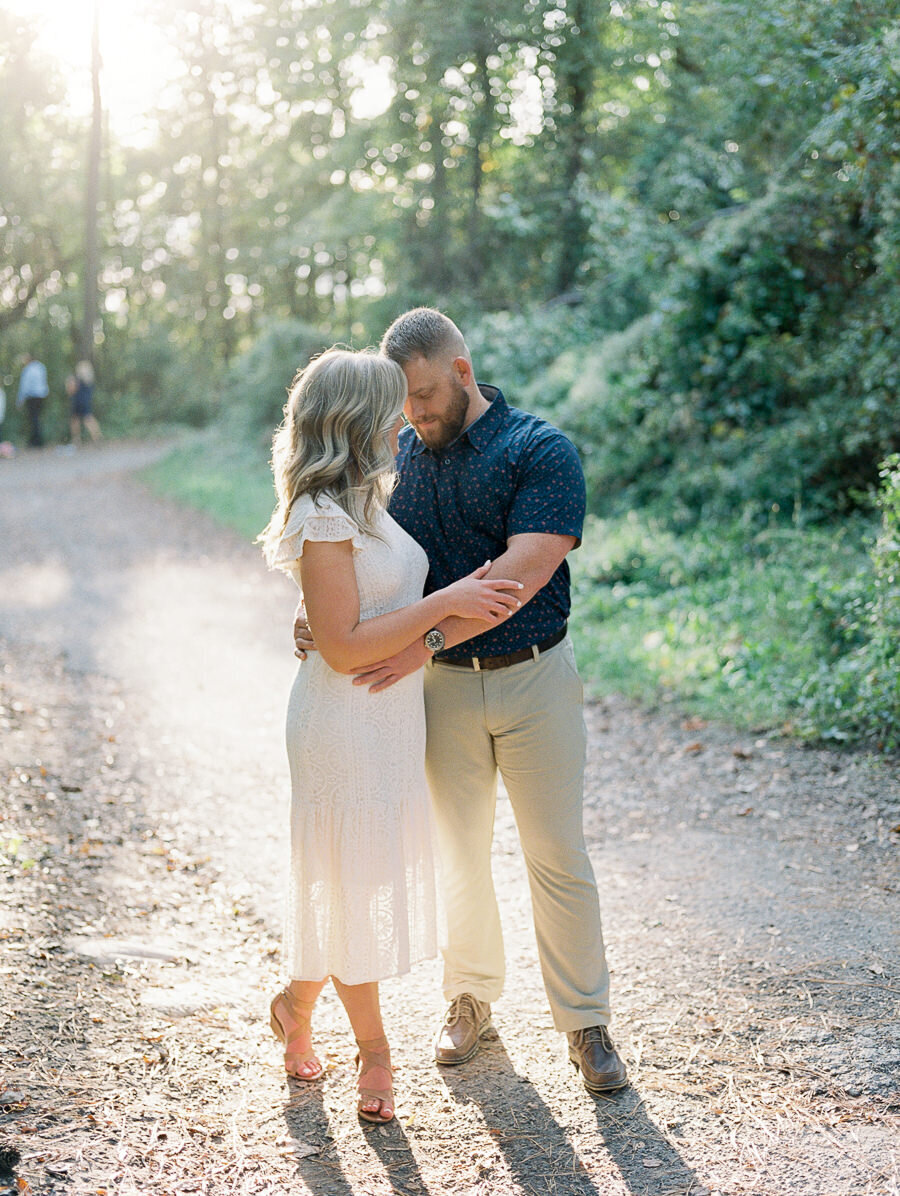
[260,347,407,563]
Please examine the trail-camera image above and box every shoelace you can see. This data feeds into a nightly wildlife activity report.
[579,1025,614,1050]
[446,995,482,1026]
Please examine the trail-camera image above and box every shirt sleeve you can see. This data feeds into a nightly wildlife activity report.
[506,428,586,547]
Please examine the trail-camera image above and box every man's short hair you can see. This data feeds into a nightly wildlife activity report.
[380,307,467,366]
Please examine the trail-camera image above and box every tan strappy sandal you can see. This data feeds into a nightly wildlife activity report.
[269,989,324,1081]
[355,1035,394,1123]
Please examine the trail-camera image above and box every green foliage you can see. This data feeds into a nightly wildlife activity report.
[222,318,326,434]
[465,305,600,394]
[796,457,900,749]
[141,428,276,543]
[570,510,873,730]
[97,325,225,431]
[533,163,899,519]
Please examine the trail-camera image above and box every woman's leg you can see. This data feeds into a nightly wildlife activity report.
[332,978,393,1121]
[271,977,327,1079]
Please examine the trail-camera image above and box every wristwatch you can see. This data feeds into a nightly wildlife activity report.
[424,628,445,654]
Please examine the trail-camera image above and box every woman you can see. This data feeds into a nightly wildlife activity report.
[69,360,102,445]
[260,349,521,1123]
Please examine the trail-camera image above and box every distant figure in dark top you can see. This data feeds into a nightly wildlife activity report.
[69,360,102,445]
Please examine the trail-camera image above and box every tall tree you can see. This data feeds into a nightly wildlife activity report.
[80,0,102,363]
[543,0,603,294]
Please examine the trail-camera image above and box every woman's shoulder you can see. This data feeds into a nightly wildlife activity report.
[275,493,365,569]
[284,492,354,534]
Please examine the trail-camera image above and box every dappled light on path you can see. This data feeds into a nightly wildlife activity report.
[1,444,897,1195]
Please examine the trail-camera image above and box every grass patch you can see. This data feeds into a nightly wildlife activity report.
[141,426,275,543]
[143,432,873,734]
[570,511,872,731]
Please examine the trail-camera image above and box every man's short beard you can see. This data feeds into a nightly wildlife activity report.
[414,378,469,451]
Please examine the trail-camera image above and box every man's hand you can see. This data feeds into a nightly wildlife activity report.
[351,640,430,692]
[293,601,317,660]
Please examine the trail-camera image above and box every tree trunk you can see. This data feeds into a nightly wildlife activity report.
[554,0,595,295]
[80,0,102,363]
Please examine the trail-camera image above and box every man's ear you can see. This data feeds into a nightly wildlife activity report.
[453,356,474,386]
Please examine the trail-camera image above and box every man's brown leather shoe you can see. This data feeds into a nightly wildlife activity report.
[433,994,492,1065]
[567,1026,628,1093]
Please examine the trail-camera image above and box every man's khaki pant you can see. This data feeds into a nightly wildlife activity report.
[423,637,611,1032]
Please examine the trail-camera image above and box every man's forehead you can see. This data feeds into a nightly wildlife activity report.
[403,355,447,391]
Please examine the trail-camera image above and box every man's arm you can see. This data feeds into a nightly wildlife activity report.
[350,532,575,692]
[430,532,574,650]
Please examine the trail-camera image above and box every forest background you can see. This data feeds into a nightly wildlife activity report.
[2,0,899,749]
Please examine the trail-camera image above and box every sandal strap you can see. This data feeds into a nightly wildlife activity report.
[279,988,316,1020]
[273,991,317,1052]
[355,1036,393,1077]
[355,1036,394,1119]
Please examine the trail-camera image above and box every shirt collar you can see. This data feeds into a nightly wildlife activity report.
[408,383,506,458]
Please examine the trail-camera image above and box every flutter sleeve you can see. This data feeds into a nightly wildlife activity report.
[272,495,364,573]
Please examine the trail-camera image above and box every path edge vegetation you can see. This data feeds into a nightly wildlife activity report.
[142,434,900,754]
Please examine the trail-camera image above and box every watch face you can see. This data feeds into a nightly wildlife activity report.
[425,629,445,653]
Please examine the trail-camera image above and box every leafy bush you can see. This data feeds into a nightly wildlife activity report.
[464,305,600,398]
[796,456,900,749]
[569,509,872,730]
[98,325,223,432]
[513,21,900,525]
[525,168,899,523]
[223,318,326,434]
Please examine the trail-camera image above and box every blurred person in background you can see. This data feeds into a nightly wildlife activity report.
[69,360,102,445]
[17,352,49,448]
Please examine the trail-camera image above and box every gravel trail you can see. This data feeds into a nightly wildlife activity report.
[1,442,897,1196]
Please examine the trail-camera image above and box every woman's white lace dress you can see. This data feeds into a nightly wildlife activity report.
[274,494,437,984]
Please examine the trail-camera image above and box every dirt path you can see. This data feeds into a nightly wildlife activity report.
[1,442,897,1196]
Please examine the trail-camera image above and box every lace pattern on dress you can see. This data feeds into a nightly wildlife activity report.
[273,494,365,571]
[278,492,437,983]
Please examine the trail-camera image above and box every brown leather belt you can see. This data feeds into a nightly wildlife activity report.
[434,624,567,671]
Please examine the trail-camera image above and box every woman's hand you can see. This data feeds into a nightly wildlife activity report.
[293,600,317,659]
[443,561,523,623]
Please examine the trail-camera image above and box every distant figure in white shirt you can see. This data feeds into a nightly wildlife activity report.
[17,353,50,448]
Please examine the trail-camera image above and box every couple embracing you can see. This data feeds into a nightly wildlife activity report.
[260,308,626,1123]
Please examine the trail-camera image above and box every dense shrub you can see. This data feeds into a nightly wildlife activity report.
[526,169,899,523]
[797,456,900,749]
[98,325,224,431]
[464,305,600,398]
[511,22,900,524]
[222,319,326,434]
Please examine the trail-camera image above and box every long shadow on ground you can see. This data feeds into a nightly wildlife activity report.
[440,1036,700,1195]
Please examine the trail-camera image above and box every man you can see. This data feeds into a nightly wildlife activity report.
[296,309,626,1093]
[17,353,50,448]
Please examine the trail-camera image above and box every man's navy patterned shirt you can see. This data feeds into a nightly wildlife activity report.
[389,385,586,662]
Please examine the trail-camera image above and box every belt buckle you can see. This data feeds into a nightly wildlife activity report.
[472,656,481,671]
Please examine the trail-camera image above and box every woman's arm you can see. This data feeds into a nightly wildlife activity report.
[347,532,576,691]
[299,539,521,674]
